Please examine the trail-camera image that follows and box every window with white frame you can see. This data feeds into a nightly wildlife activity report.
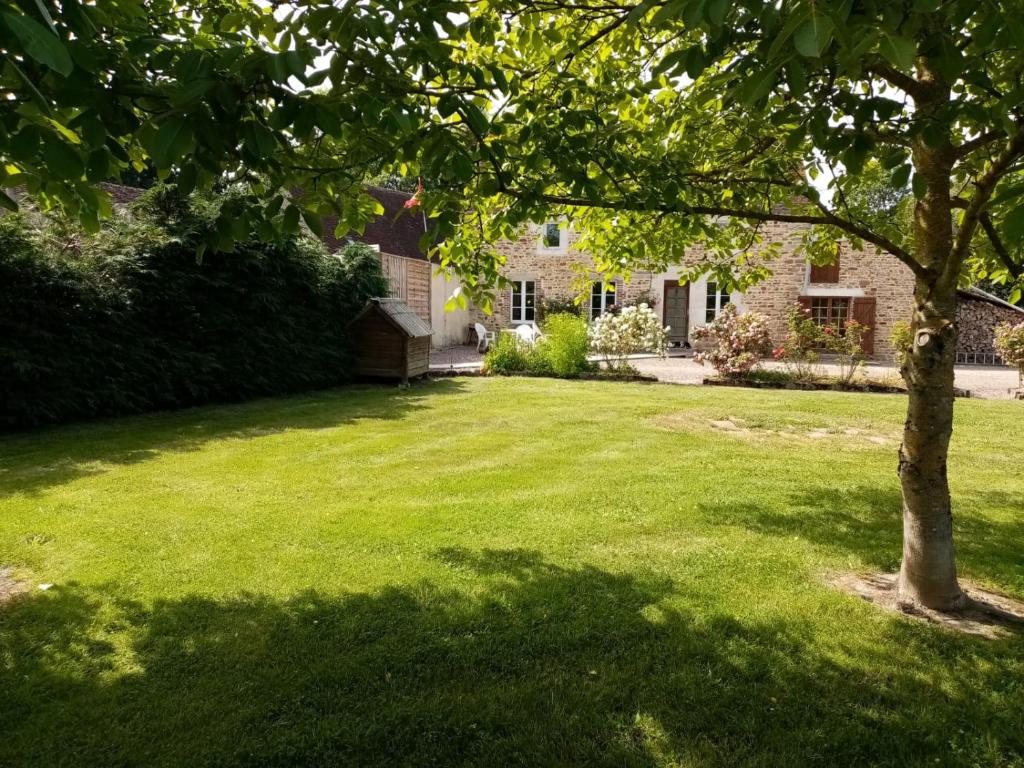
[590,281,617,318]
[510,280,536,322]
[705,282,731,323]
[540,221,565,250]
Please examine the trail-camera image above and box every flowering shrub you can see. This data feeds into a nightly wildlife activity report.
[822,319,869,386]
[692,304,773,377]
[994,320,1024,387]
[589,303,668,370]
[772,302,824,382]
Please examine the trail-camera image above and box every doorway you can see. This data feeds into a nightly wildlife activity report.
[663,280,689,345]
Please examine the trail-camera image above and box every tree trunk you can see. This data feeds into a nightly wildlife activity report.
[897,279,967,611]
[897,58,967,611]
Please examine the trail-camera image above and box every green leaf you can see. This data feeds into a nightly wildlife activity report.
[42,138,84,179]
[282,204,300,234]
[3,12,73,76]
[80,207,100,234]
[86,149,109,182]
[653,49,687,78]
[879,33,916,71]
[891,164,912,189]
[301,208,322,236]
[148,116,193,169]
[1003,204,1024,245]
[462,102,489,135]
[794,14,834,58]
[705,0,728,26]
[737,65,780,105]
[177,163,197,195]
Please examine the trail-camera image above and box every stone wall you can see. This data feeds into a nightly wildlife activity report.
[956,295,1024,363]
[488,227,656,326]
[735,221,915,361]
[481,220,919,359]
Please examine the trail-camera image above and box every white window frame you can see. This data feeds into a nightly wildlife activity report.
[590,281,617,319]
[704,282,731,323]
[510,279,537,323]
[538,221,567,252]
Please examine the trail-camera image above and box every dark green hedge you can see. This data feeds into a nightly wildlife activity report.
[0,186,388,429]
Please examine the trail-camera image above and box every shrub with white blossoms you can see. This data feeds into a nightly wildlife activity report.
[994,320,1024,388]
[692,304,773,378]
[589,303,669,370]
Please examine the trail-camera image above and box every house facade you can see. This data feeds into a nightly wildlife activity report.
[462,216,1024,362]
[477,219,908,359]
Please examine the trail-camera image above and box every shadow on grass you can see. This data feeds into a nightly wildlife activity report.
[697,485,1024,588]
[0,379,465,498]
[2,548,1022,767]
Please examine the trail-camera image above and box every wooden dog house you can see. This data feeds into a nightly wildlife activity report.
[349,298,432,382]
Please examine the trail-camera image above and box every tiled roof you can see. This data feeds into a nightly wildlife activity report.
[958,286,1024,313]
[322,186,430,261]
[351,297,433,338]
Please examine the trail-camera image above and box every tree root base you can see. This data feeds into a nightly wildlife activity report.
[830,571,1024,639]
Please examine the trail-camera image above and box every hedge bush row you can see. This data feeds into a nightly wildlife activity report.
[0,186,388,429]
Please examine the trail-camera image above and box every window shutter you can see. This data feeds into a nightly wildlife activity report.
[851,296,876,356]
[809,256,840,284]
[797,295,813,313]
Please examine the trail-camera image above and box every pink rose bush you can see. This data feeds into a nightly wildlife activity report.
[692,304,772,377]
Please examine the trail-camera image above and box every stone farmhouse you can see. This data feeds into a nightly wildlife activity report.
[425,213,1021,363]
[101,183,1023,363]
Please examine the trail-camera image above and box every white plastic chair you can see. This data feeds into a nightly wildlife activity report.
[515,324,541,345]
[474,322,496,352]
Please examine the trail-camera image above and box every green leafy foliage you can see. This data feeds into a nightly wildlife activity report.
[0,187,386,429]
[889,320,914,371]
[535,313,592,377]
[482,333,533,375]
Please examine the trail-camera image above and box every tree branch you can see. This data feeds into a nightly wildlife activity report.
[955,129,1007,159]
[867,61,924,98]
[512,189,926,278]
[980,212,1023,278]
[951,127,1024,275]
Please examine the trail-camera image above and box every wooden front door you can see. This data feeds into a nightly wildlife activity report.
[663,280,689,344]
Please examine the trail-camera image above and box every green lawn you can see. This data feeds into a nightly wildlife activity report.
[1,377,1022,767]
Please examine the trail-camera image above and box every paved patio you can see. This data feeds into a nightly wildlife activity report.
[430,345,1021,399]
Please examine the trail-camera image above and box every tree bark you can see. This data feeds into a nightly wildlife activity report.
[897,279,966,611]
[896,63,967,610]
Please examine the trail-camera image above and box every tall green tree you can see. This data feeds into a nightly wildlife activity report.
[394,0,1024,611]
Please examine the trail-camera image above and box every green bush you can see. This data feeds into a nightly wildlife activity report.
[536,313,592,377]
[889,320,913,370]
[0,186,387,429]
[482,333,532,374]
